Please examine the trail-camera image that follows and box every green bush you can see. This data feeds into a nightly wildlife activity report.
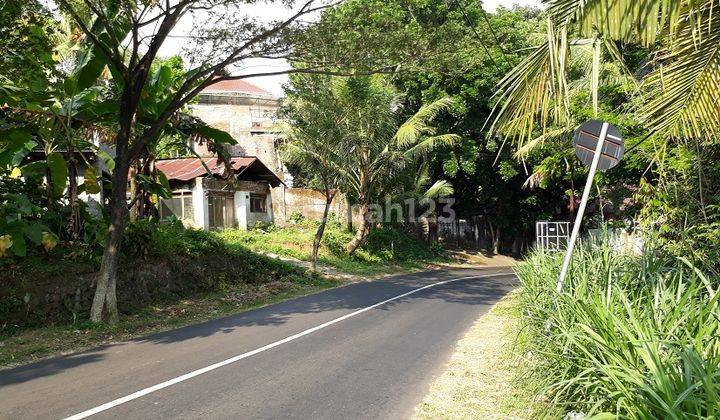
[515,235,720,418]
[288,211,306,224]
[122,218,225,260]
[363,225,445,262]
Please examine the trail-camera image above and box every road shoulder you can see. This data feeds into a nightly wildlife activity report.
[414,290,535,419]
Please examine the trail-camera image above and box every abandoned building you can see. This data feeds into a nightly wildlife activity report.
[155,156,282,230]
[185,79,358,228]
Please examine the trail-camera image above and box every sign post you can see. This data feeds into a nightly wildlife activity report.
[556,120,624,293]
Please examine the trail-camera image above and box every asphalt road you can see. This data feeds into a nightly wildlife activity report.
[0,267,517,420]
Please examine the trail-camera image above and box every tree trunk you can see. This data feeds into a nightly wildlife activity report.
[44,164,55,212]
[346,198,353,233]
[312,189,336,272]
[67,155,81,241]
[346,202,369,255]
[128,164,138,222]
[493,227,501,255]
[569,162,576,219]
[90,154,130,324]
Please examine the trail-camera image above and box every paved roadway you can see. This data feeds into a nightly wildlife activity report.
[0,267,516,419]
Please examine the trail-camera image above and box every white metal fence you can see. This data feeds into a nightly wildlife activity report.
[536,221,570,251]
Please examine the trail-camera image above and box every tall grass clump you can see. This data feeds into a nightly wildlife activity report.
[515,235,720,418]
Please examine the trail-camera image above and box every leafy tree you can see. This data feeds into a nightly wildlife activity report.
[487,0,720,265]
[0,1,58,86]
[391,4,561,252]
[49,0,427,323]
[281,74,346,271]
[284,74,458,254]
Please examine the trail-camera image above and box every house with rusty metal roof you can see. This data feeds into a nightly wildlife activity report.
[155,156,282,230]
[151,79,286,230]
[156,78,356,230]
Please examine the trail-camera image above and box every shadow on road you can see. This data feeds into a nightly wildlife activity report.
[0,268,516,386]
[137,268,516,344]
[0,348,109,387]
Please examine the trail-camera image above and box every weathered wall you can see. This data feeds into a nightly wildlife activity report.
[191,101,281,174]
[271,187,362,227]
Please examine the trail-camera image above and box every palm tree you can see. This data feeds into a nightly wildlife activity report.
[336,77,459,254]
[489,0,720,149]
[283,74,459,256]
[282,81,347,271]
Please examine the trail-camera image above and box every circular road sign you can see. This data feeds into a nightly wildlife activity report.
[573,120,624,171]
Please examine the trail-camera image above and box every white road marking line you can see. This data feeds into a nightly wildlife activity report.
[63,272,514,419]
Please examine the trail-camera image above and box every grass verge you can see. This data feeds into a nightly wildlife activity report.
[414,290,537,419]
[218,220,449,276]
[514,235,720,418]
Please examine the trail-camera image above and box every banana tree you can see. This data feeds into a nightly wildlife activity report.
[123,58,237,220]
[1,47,115,241]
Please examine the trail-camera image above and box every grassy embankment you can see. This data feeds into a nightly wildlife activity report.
[0,219,446,367]
[219,217,449,276]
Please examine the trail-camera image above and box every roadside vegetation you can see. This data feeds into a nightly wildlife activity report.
[221,215,448,276]
[0,216,446,366]
[0,219,342,367]
[511,237,720,418]
[471,0,720,415]
[4,0,720,414]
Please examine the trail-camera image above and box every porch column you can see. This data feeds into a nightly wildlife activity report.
[235,191,249,230]
[193,178,208,230]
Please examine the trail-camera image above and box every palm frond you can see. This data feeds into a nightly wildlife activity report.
[394,97,455,148]
[547,0,682,46]
[514,126,575,159]
[423,180,454,199]
[403,134,461,160]
[640,1,720,139]
[414,162,431,191]
[487,20,571,148]
[523,170,545,189]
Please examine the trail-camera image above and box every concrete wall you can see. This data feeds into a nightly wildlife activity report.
[191,99,282,174]
[271,187,362,227]
[234,182,273,228]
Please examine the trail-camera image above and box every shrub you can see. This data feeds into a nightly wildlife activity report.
[122,218,225,260]
[515,235,720,418]
[362,225,445,262]
[288,211,306,224]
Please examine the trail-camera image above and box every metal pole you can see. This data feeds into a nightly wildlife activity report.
[556,122,609,293]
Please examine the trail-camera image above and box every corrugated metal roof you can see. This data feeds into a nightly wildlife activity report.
[156,157,256,181]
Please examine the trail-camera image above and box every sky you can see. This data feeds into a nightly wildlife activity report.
[160,0,543,96]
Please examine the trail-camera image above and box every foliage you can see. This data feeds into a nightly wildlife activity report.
[0,0,58,86]
[514,236,720,418]
[283,73,458,253]
[220,222,447,276]
[638,140,720,273]
[490,0,720,144]
[392,5,570,251]
[0,218,327,329]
